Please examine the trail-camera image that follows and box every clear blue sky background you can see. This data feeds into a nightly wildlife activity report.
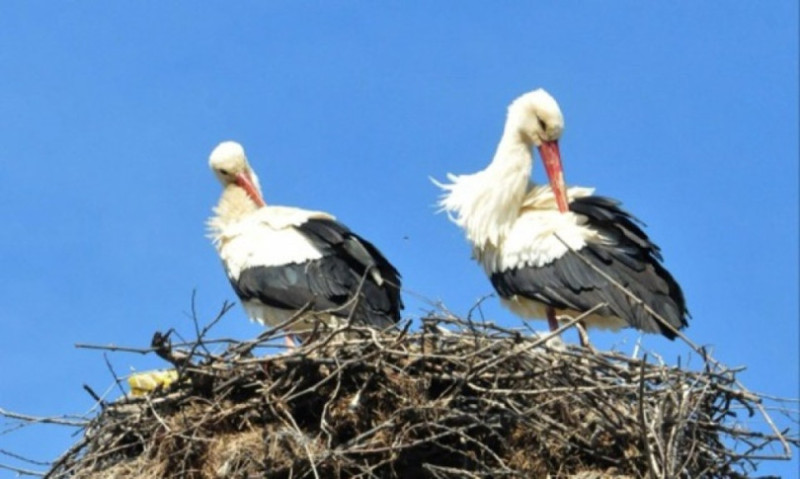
[0,3,797,476]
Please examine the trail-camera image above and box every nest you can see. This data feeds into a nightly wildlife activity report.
[44,308,796,478]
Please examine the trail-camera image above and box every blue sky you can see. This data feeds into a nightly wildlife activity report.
[0,2,797,476]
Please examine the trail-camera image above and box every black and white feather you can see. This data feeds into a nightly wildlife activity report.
[489,194,687,338]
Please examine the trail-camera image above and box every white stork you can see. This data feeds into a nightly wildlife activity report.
[207,141,403,338]
[436,89,688,342]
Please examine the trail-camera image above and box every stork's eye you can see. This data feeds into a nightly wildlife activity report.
[219,168,229,176]
[537,118,547,131]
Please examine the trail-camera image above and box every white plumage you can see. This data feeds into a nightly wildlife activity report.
[210,207,331,279]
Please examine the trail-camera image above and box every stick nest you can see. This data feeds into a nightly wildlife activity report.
[47,314,796,478]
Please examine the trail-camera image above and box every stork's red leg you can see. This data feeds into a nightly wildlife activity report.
[546,307,559,332]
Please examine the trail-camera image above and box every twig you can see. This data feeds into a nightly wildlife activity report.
[0,462,44,477]
[0,408,87,427]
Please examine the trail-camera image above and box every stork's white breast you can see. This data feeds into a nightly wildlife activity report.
[215,206,334,279]
[477,186,606,273]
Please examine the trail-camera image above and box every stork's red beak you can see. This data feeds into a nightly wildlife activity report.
[235,172,266,208]
[538,141,569,213]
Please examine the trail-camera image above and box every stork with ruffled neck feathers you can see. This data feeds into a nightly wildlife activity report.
[436,89,688,343]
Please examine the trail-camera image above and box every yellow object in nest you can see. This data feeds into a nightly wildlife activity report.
[128,369,178,396]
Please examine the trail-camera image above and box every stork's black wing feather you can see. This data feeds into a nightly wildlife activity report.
[231,218,403,329]
[491,195,688,338]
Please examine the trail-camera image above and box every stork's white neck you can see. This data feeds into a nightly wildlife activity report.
[493,126,534,174]
[437,129,534,249]
[207,186,263,244]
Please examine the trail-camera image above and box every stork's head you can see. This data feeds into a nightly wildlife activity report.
[506,88,564,146]
[209,141,265,207]
[507,89,568,213]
